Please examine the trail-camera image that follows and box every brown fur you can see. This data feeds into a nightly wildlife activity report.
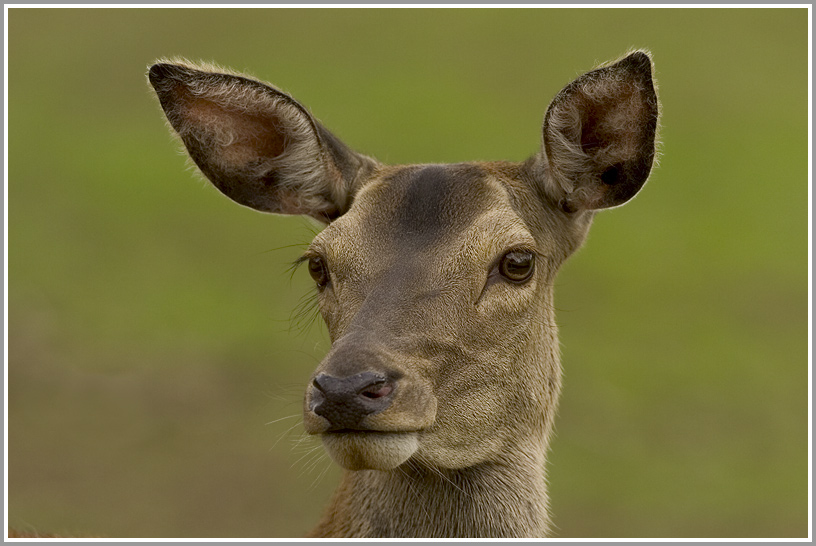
[148,51,659,538]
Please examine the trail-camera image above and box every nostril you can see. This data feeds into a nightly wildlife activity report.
[309,372,396,430]
[312,376,325,392]
[360,383,393,399]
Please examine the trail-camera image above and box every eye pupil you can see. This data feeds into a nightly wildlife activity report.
[499,251,535,282]
[308,256,329,288]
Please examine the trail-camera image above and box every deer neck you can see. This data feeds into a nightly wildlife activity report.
[308,442,551,538]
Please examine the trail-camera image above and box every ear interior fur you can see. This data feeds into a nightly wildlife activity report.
[541,51,659,212]
[148,59,374,221]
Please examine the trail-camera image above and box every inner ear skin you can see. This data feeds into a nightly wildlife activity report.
[600,163,623,186]
[184,97,289,168]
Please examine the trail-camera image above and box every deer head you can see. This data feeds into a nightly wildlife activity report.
[149,51,658,537]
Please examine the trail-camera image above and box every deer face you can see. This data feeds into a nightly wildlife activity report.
[149,51,658,475]
[300,163,574,470]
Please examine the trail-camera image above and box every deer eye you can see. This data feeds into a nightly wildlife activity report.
[308,256,330,288]
[499,250,535,283]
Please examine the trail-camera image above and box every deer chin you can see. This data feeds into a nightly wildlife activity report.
[320,431,420,471]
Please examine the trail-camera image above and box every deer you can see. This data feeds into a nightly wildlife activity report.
[148,51,659,538]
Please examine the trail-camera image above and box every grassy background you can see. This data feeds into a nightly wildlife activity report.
[7,7,808,538]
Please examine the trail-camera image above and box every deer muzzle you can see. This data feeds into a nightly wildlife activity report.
[303,349,438,470]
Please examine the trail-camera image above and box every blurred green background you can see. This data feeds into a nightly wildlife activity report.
[7,7,808,538]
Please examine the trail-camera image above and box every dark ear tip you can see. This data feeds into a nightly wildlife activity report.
[147,63,185,87]
[617,51,654,78]
[625,50,652,64]
[148,63,168,86]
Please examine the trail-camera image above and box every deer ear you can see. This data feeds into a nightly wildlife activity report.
[539,51,659,212]
[148,60,377,223]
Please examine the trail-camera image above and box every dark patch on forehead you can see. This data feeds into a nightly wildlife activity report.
[392,164,487,245]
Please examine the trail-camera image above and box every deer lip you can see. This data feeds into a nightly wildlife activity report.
[319,430,421,471]
[322,427,423,435]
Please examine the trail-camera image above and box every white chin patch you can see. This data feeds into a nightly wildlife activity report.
[321,432,419,471]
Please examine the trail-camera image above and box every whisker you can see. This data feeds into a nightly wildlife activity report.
[397,463,433,523]
[307,456,333,492]
[290,444,323,470]
[291,432,317,450]
[269,419,305,451]
[264,414,300,426]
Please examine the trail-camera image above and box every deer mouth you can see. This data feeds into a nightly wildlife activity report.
[319,430,420,471]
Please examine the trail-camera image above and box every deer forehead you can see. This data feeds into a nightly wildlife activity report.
[311,163,537,274]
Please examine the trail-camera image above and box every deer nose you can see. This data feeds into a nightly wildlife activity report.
[309,372,395,431]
